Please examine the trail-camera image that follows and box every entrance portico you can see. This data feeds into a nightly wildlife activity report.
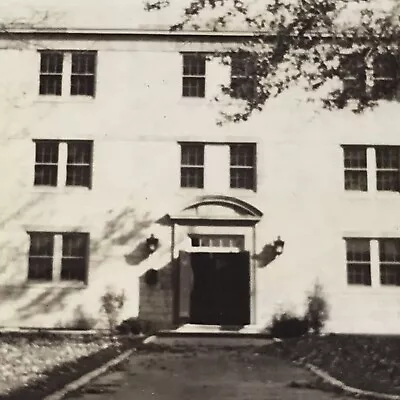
[168,195,263,327]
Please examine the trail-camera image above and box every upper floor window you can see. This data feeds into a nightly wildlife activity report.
[341,52,399,101]
[230,144,256,189]
[39,51,96,97]
[28,232,89,283]
[180,143,204,188]
[372,53,399,100]
[34,140,93,188]
[180,142,256,191]
[379,239,400,286]
[230,55,256,100]
[346,238,371,286]
[182,53,206,98]
[343,145,400,192]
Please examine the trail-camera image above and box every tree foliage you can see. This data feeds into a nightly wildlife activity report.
[145,0,400,122]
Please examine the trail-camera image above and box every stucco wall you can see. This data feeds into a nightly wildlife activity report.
[0,35,400,333]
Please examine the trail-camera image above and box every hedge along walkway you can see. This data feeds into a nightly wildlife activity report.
[65,345,349,400]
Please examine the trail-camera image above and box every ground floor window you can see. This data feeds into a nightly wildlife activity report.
[345,237,400,286]
[28,231,89,283]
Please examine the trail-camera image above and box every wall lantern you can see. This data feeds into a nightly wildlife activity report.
[144,268,159,286]
[273,236,285,256]
[146,234,159,254]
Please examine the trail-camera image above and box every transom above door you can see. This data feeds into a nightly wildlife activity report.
[190,234,245,252]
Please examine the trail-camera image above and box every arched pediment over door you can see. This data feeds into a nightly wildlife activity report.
[168,195,263,226]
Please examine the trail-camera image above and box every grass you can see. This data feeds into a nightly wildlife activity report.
[0,331,140,400]
[258,334,400,396]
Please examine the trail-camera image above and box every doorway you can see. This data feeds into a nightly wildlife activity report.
[189,252,250,326]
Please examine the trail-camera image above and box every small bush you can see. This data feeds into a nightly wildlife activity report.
[305,282,329,334]
[270,312,309,338]
[116,317,154,335]
[100,287,126,331]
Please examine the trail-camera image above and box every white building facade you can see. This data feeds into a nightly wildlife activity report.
[0,12,400,333]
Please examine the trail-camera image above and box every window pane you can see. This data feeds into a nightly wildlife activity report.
[183,54,206,76]
[34,165,58,186]
[39,76,62,96]
[230,168,254,189]
[36,141,59,164]
[380,264,400,286]
[376,147,399,169]
[180,167,204,188]
[29,233,54,256]
[377,171,399,191]
[40,52,63,74]
[181,144,204,166]
[344,170,367,191]
[343,147,366,169]
[61,258,86,281]
[231,78,256,99]
[28,258,53,281]
[230,144,255,166]
[67,142,92,164]
[341,53,366,98]
[70,75,95,96]
[347,263,371,285]
[379,239,400,262]
[182,77,205,97]
[373,54,398,79]
[71,52,96,74]
[62,234,88,257]
[346,239,370,262]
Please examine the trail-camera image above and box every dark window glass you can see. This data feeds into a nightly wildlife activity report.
[180,144,204,188]
[66,141,92,188]
[230,144,256,190]
[61,233,88,282]
[343,147,367,191]
[182,54,206,97]
[39,52,63,96]
[70,52,96,96]
[34,141,59,186]
[28,233,54,281]
[376,147,400,191]
[346,239,371,285]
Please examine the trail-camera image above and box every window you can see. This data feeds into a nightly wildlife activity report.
[230,144,256,189]
[39,51,96,97]
[28,232,88,283]
[71,52,96,96]
[34,140,93,188]
[182,53,206,97]
[376,147,400,191]
[39,52,63,96]
[346,239,371,285]
[379,239,400,286]
[28,233,54,281]
[66,141,92,187]
[191,235,245,249]
[180,144,204,188]
[372,53,398,100]
[61,234,89,281]
[343,145,400,192]
[341,53,366,98]
[180,142,257,190]
[230,55,256,99]
[343,146,367,191]
[34,141,59,186]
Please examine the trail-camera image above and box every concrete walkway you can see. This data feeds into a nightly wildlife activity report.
[66,347,347,400]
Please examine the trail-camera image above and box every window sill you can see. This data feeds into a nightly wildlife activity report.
[35,96,95,104]
[32,186,91,194]
[22,281,87,289]
[343,191,400,200]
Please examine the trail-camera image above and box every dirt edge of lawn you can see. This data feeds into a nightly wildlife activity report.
[0,334,144,400]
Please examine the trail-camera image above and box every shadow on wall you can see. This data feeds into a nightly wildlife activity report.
[0,203,159,327]
[254,244,279,268]
[138,260,178,331]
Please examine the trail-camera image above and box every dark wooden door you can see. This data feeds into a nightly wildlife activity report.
[190,252,250,325]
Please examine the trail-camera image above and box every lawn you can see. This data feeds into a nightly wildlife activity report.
[259,334,400,396]
[0,331,137,400]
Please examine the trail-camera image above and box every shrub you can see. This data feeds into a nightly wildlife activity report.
[305,282,329,334]
[270,311,309,338]
[116,317,154,335]
[100,287,126,331]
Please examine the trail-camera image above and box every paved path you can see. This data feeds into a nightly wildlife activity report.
[66,346,347,400]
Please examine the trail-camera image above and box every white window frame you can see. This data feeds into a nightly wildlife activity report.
[38,50,97,98]
[28,232,89,284]
[33,139,93,189]
[343,145,400,193]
